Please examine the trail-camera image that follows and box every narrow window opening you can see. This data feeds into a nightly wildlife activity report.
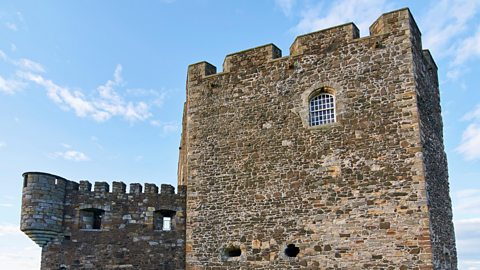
[154,210,175,231]
[80,208,105,230]
[55,178,58,185]
[64,235,71,241]
[163,217,171,231]
[223,246,241,257]
[285,244,300,257]
[23,175,28,188]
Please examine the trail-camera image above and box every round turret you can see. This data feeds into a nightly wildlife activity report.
[20,172,67,247]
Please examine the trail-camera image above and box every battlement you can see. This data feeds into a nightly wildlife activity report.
[187,8,421,81]
[21,171,186,251]
[76,179,185,195]
[22,171,185,195]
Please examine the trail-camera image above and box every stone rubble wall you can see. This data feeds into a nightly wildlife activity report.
[21,172,186,270]
[181,8,457,270]
[414,47,458,268]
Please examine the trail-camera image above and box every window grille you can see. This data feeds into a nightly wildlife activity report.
[309,93,335,126]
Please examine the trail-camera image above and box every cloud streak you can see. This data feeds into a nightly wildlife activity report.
[421,0,480,59]
[1,50,163,124]
[17,65,152,122]
[52,150,90,162]
[457,106,480,160]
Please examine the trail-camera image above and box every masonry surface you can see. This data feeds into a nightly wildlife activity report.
[21,7,456,270]
[21,172,186,269]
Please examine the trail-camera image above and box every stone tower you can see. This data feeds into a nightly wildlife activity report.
[21,172,69,247]
[21,172,186,269]
[179,8,457,269]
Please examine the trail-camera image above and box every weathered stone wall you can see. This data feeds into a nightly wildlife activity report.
[21,172,68,247]
[414,48,458,268]
[21,172,186,270]
[181,8,457,269]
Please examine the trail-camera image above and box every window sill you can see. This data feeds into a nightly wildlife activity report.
[307,122,341,130]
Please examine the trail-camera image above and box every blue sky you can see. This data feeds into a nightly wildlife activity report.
[0,0,479,269]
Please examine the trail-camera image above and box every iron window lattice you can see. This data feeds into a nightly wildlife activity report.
[309,93,336,126]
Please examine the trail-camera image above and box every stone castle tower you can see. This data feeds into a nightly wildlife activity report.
[21,8,457,270]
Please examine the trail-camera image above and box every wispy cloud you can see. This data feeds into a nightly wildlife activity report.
[18,65,152,122]
[4,22,18,31]
[52,150,90,161]
[0,141,7,149]
[454,189,480,217]
[0,224,21,236]
[50,144,90,161]
[457,106,480,160]
[0,75,25,94]
[422,0,480,58]
[420,0,480,82]
[275,0,297,17]
[0,203,13,207]
[14,58,45,73]
[452,26,480,66]
[291,0,395,36]
[0,224,40,270]
[455,217,480,265]
[1,50,164,123]
[150,120,180,135]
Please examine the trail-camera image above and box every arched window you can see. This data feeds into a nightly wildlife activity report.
[309,92,335,126]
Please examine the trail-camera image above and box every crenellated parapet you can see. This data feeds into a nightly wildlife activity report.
[185,8,423,85]
[73,179,184,195]
[20,172,186,249]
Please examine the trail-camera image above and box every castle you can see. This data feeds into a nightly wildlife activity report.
[20,8,457,269]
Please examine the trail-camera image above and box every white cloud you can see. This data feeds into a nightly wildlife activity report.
[455,218,480,264]
[457,124,480,160]
[1,49,160,123]
[457,106,480,160]
[454,189,480,217]
[18,65,153,122]
[0,49,7,61]
[291,0,395,36]
[459,260,480,270]
[14,58,46,73]
[275,0,296,16]
[5,22,18,31]
[10,43,17,52]
[162,121,179,134]
[0,75,25,94]
[452,26,480,65]
[61,143,72,149]
[53,150,90,161]
[150,120,179,134]
[0,141,5,148]
[422,0,480,56]
[0,203,13,207]
[0,224,21,236]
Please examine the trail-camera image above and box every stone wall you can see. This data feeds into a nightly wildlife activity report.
[414,48,458,268]
[21,172,186,270]
[181,8,457,269]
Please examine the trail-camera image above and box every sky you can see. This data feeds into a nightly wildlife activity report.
[0,0,479,269]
